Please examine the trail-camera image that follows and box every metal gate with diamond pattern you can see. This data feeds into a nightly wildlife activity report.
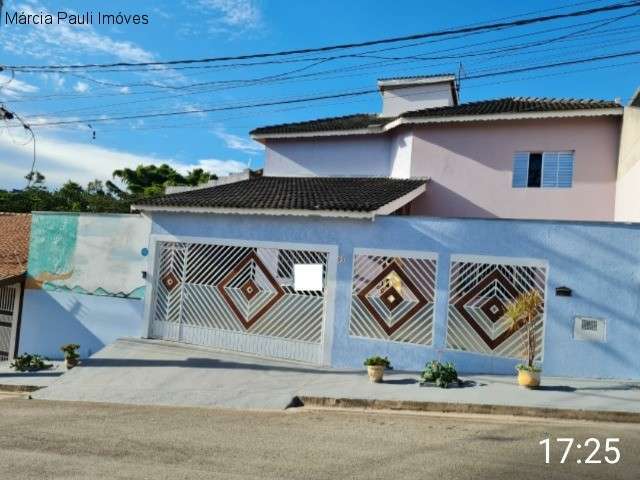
[148,239,333,364]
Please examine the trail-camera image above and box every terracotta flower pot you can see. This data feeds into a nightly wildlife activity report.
[517,369,541,388]
[367,365,385,383]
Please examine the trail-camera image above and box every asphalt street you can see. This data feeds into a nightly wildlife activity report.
[0,396,638,479]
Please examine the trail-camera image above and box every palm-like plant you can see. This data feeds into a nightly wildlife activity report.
[504,290,543,370]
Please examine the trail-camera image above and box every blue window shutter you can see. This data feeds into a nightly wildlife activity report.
[512,152,529,188]
[557,152,574,187]
[542,152,559,187]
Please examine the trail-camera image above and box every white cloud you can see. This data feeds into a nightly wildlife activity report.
[182,158,248,177]
[0,132,173,188]
[0,132,249,189]
[192,0,263,33]
[213,126,262,154]
[0,74,38,97]
[119,86,131,94]
[1,2,155,64]
[73,81,89,93]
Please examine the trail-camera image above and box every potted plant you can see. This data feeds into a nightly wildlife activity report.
[10,353,52,372]
[363,356,391,383]
[60,343,80,369]
[504,290,543,388]
[420,360,459,388]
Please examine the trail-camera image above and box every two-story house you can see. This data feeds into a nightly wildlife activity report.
[251,73,639,222]
[132,74,640,379]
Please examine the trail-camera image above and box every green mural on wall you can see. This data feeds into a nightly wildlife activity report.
[27,213,78,286]
[27,213,150,299]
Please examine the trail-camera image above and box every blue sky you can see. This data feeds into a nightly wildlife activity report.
[1,0,639,189]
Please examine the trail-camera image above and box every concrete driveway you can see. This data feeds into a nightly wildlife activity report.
[31,338,640,414]
[32,338,358,409]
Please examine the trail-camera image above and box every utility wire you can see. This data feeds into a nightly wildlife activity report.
[5,1,640,70]
[16,48,638,129]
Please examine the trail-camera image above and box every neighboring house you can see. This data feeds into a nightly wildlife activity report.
[129,73,640,379]
[251,74,640,222]
[0,213,30,361]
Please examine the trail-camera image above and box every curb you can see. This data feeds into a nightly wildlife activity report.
[0,384,42,393]
[296,396,640,424]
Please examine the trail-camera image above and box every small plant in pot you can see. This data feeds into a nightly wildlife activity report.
[60,343,81,369]
[10,353,52,372]
[363,356,391,383]
[420,360,459,388]
[504,290,543,388]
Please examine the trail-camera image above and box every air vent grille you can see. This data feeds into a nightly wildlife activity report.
[574,316,606,342]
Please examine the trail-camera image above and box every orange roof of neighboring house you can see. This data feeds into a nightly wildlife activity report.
[0,213,31,282]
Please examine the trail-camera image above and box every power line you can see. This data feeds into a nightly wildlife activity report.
[17,48,639,129]
[5,1,640,71]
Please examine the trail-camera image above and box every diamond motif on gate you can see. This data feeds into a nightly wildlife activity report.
[453,270,523,350]
[380,286,403,312]
[161,272,179,292]
[480,296,506,323]
[241,279,259,301]
[357,261,427,336]
[217,252,285,330]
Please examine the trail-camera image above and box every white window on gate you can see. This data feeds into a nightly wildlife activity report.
[512,151,574,188]
[294,264,324,292]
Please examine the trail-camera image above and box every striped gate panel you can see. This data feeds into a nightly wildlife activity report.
[349,252,437,345]
[151,241,329,363]
[0,285,18,361]
[446,258,547,359]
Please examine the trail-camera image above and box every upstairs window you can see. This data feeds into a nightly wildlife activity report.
[512,151,574,188]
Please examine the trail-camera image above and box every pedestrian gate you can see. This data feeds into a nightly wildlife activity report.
[149,241,331,364]
[0,284,20,362]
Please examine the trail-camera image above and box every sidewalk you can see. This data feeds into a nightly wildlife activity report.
[298,370,640,415]
[0,361,65,392]
[24,338,640,422]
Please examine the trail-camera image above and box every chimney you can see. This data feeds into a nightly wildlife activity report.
[377,74,458,116]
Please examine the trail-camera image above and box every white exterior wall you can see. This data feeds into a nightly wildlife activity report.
[389,128,413,178]
[381,82,455,116]
[264,135,391,177]
[614,107,640,221]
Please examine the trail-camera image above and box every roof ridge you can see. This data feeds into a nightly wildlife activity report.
[251,95,622,136]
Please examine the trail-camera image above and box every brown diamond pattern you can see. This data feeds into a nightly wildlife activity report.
[380,286,403,312]
[241,279,259,301]
[453,270,523,350]
[480,296,506,323]
[161,272,179,292]
[217,252,285,330]
[357,261,427,336]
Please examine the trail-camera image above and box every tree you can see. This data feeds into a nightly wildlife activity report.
[504,290,543,370]
[0,164,217,213]
[111,164,214,197]
[24,171,46,187]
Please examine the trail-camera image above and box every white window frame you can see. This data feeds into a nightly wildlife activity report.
[512,150,574,189]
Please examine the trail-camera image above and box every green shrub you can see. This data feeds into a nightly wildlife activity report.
[421,360,458,388]
[516,363,541,373]
[363,356,392,368]
[60,343,80,360]
[10,353,52,372]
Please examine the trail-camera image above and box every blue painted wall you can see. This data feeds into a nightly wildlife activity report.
[19,290,145,359]
[150,213,640,380]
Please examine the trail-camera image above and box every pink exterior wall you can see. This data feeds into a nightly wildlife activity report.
[410,117,621,220]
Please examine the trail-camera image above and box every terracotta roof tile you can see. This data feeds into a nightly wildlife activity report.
[0,213,31,281]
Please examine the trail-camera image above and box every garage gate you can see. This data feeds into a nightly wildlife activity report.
[148,240,333,364]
